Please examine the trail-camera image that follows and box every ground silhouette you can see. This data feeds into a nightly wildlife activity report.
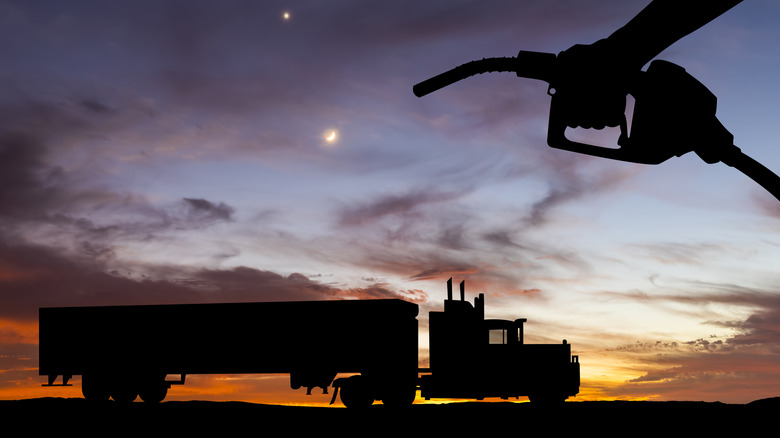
[3,397,777,435]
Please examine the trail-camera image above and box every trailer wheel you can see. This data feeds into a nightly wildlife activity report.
[81,374,110,402]
[339,376,373,409]
[139,382,168,403]
[110,383,138,404]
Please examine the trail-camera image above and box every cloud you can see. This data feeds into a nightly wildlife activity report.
[611,340,684,355]
[727,306,780,348]
[335,188,464,228]
[181,198,235,224]
[614,343,780,403]
[521,152,639,227]
[595,281,780,402]
[322,171,605,296]
[624,241,730,266]
[0,131,54,219]
[0,238,417,323]
[0,93,243,266]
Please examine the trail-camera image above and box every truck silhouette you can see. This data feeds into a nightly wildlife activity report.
[39,278,580,407]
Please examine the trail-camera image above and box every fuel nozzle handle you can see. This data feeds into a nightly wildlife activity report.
[549,59,780,201]
[549,60,729,164]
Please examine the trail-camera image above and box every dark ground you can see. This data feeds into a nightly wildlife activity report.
[3,397,778,434]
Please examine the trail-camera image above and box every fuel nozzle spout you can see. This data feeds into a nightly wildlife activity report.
[413,50,557,98]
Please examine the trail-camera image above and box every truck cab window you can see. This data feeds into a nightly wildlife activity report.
[489,329,507,344]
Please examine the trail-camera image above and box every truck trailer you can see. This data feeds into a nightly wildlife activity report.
[39,279,579,407]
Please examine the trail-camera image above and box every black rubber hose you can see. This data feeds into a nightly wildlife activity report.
[721,147,780,202]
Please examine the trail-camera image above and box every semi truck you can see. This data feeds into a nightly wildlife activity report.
[39,279,580,407]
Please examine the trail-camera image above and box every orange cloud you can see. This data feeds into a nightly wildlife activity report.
[0,319,38,345]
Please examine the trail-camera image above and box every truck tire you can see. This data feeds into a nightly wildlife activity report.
[110,385,138,404]
[339,376,374,409]
[108,377,138,404]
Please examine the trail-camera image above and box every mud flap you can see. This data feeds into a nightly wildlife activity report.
[329,385,340,405]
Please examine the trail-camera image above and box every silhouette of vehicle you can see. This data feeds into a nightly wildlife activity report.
[39,278,579,407]
[419,279,579,405]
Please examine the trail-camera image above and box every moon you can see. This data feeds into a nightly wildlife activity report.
[324,129,337,143]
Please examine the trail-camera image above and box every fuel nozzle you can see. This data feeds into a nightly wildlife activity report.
[624,59,737,165]
[549,59,780,201]
[548,59,735,165]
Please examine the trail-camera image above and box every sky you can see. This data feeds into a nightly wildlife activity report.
[2,0,780,406]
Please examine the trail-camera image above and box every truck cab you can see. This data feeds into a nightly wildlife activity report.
[420,279,580,404]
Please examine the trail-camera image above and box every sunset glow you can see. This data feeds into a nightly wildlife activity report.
[3,0,780,406]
